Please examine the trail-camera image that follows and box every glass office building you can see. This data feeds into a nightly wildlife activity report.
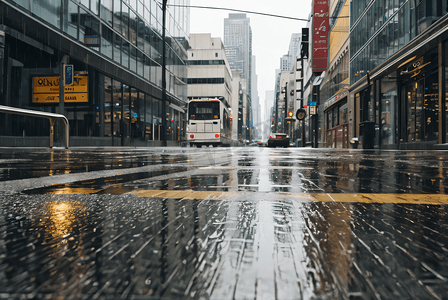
[349,0,448,149]
[0,0,189,146]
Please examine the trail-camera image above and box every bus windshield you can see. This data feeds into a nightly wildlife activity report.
[189,101,220,120]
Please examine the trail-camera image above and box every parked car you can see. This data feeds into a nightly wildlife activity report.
[267,133,290,148]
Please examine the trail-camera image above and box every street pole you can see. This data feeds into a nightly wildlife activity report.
[161,0,168,146]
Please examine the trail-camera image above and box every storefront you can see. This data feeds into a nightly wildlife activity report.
[349,14,448,150]
[324,90,349,148]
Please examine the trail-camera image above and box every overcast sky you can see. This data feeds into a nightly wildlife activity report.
[189,0,312,120]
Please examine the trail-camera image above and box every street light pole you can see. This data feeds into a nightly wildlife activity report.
[161,0,168,146]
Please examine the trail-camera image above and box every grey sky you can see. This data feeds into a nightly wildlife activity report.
[189,0,312,119]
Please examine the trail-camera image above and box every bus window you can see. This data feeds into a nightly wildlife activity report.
[189,102,220,120]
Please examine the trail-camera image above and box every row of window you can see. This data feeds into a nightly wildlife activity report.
[187,78,225,84]
[187,60,225,65]
[351,0,448,84]
[13,0,189,102]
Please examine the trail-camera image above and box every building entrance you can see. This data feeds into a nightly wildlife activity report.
[403,73,439,143]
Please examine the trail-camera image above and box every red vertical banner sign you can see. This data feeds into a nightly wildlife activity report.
[312,0,329,72]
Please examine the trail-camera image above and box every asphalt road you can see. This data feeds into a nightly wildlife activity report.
[0,147,448,300]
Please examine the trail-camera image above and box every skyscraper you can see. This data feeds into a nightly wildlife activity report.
[224,13,252,96]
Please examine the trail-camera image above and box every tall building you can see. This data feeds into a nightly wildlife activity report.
[280,33,302,71]
[0,0,189,147]
[349,0,448,150]
[224,13,252,97]
[251,55,260,140]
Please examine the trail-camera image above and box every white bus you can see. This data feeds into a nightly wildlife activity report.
[187,98,231,147]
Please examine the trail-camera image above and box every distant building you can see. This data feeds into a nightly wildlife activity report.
[280,33,302,71]
[224,13,252,97]
[187,34,232,105]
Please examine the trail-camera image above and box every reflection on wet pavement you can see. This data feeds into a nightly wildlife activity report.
[2,148,448,299]
[1,193,447,299]
[3,148,448,194]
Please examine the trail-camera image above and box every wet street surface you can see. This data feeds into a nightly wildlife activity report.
[1,147,448,299]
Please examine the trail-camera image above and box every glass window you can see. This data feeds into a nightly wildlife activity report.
[113,33,121,64]
[144,55,151,81]
[137,50,144,76]
[121,3,129,39]
[423,72,439,141]
[101,24,113,59]
[80,0,89,9]
[122,41,130,69]
[137,18,145,50]
[130,45,137,73]
[129,10,137,44]
[14,0,29,10]
[80,8,100,51]
[381,77,397,145]
[333,106,339,126]
[340,102,348,124]
[91,0,99,15]
[188,102,220,120]
[146,95,153,140]
[153,99,161,140]
[100,0,113,26]
[33,0,61,29]
[137,91,145,139]
[327,109,333,129]
[112,79,122,138]
[113,0,122,32]
[104,76,112,137]
[64,1,78,39]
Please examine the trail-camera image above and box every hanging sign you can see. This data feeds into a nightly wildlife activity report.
[312,0,329,72]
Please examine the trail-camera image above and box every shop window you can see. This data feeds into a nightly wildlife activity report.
[340,103,348,124]
[380,77,397,145]
[112,80,122,138]
[104,76,113,137]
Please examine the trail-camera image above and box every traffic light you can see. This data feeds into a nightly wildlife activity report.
[288,111,293,118]
[64,65,74,86]
[301,28,309,59]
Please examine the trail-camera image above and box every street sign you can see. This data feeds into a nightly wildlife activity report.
[65,65,74,86]
[33,76,88,103]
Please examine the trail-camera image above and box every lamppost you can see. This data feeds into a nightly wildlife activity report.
[161,0,168,146]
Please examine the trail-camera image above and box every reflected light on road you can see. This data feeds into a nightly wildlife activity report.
[45,201,84,240]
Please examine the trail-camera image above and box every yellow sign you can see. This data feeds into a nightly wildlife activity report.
[33,93,88,103]
[33,76,88,103]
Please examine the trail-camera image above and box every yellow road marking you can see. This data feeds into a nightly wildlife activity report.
[43,187,448,205]
[131,190,448,205]
[131,190,237,200]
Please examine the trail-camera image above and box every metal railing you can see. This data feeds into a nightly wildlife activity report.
[0,105,69,149]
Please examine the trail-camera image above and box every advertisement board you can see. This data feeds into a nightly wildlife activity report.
[32,76,88,103]
[313,0,329,72]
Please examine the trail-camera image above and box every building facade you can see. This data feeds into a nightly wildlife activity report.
[321,0,350,148]
[349,0,448,150]
[0,0,189,147]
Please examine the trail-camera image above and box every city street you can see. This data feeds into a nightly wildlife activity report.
[1,147,448,300]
